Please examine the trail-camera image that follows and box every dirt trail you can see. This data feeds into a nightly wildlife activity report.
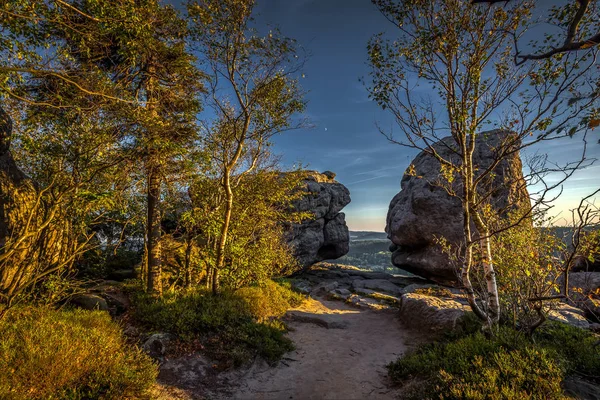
[225,296,421,400]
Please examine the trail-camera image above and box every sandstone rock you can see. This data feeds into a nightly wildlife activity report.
[563,376,600,400]
[143,333,175,359]
[548,303,591,329]
[353,287,376,296]
[399,293,470,332]
[291,279,312,294]
[572,254,600,272]
[562,272,600,320]
[347,294,389,310]
[311,280,339,295]
[286,171,350,270]
[352,279,402,295]
[333,288,351,296]
[566,272,600,293]
[345,270,394,280]
[401,283,438,295]
[386,130,529,284]
[70,294,109,311]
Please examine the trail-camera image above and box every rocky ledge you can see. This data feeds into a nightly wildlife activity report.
[292,264,599,333]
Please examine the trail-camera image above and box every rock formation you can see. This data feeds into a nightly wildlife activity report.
[286,171,351,270]
[386,130,529,285]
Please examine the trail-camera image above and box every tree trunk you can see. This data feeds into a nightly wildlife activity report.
[213,171,233,295]
[184,235,192,289]
[460,185,488,322]
[146,167,162,295]
[459,133,492,325]
[473,212,500,324]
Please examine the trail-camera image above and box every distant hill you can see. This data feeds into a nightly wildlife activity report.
[333,226,599,274]
[329,231,397,273]
[349,231,388,241]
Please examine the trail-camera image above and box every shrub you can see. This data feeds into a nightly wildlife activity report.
[388,327,567,399]
[128,279,305,366]
[238,279,305,321]
[0,306,157,400]
[536,322,600,377]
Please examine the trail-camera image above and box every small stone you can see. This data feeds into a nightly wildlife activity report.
[70,294,109,311]
[142,333,175,359]
[312,281,339,295]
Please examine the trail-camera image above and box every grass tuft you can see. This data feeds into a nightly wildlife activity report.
[388,322,600,399]
[127,279,306,367]
[0,306,157,400]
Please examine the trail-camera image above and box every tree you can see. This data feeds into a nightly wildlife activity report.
[472,0,600,61]
[186,167,306,291]
[0,0,205,296]
[368,0,599,328]
[188,0,306,293]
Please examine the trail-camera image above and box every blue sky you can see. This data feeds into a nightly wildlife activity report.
[254,0,413,231]
[247,0,600,232]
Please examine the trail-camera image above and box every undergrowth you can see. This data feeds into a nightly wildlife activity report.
[0,306,157,400]
[388,322,600,399]
[127,279,305,367]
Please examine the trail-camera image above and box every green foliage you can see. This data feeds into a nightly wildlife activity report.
[128,279,305,366]
[0,306,157,400]
[578,227,600,268]
[187,170,307,291]
[492,214,565,330]
[238,279,305,321]
[536,322,600,377]
[388,323,600,399]
[77,246,141,280]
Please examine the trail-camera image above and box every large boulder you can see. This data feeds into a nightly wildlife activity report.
[386,130,529,285]
[286,171,351,270]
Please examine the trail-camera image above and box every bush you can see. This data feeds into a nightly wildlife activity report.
[128,279,306,366]
[536,322,600,377]
[0,306,157,400]
[387,325,592,399]
[238,279,305,321]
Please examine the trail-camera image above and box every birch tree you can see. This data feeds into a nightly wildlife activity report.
[189,0,306,294]
[368,0,599,328]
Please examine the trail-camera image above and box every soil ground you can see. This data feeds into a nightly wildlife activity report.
[153,295,424,400]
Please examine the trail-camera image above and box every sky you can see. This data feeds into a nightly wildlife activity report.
[243,0,600,232]
[253,0,422,232]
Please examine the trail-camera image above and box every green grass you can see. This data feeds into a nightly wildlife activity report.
[0,306,157,400]
[127,279,306,367]
[388,322,600,399]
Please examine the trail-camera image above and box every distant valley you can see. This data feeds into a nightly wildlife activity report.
[334,231,398,273]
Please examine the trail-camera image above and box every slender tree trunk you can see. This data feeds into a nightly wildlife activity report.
[213,170,233,294]
[184,235,192,289]
[459,132,493,325]
[473,212,500,323]
[146,166,162,295]
[460,176,488,322]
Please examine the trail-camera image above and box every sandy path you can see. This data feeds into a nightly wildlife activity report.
[227,297,421,400]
